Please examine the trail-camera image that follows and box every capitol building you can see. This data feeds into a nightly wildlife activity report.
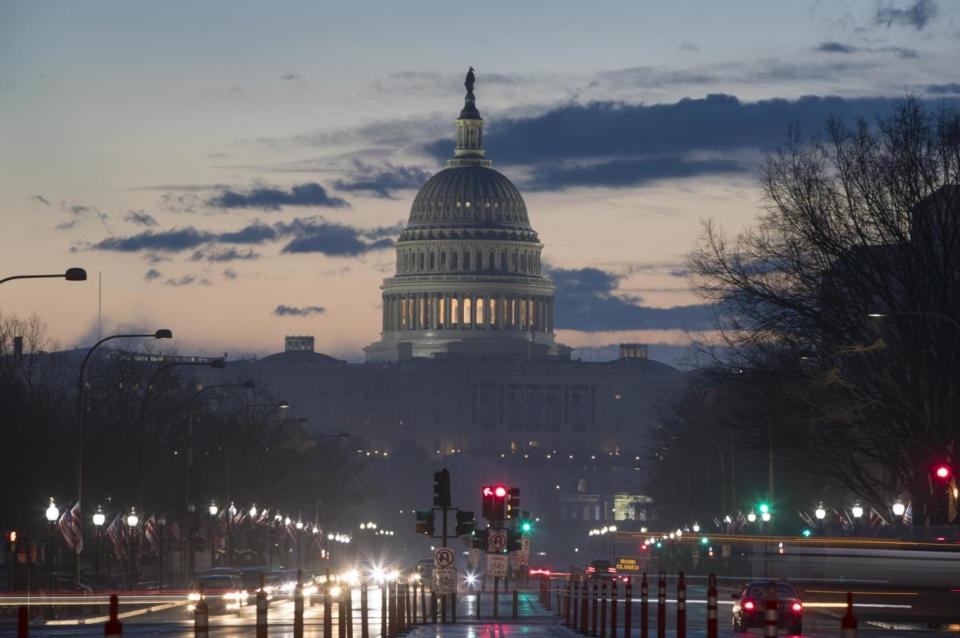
[213,74,686,536]
[366,77,569,362]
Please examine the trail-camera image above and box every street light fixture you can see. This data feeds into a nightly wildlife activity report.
[851,503,864,519]
[814,502,826,520]
[209,501,219,517]
[761,511,771,522]
[46,498,59,523]
[892,500,906,517]
[93,505,105,590]
[249,504,258,519]
[0,267,87,285]
[126,508,139,528]
[747,511,757,523]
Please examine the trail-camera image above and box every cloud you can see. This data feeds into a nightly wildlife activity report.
[164,274,211,287]
[815,41,858,53]
[875,0,937,29]
[273,304,326,317]
[207,182,348,210]
[34,195,51,205]
[55,220,79,230]
[277,217,398,256]
[926,83,960,95]
[223,268,238,280]
[679,42,699,52]
[549,266,715,331]
[189,247,260,262]
[524,156,746,191]
[124,210,158,227]
[334,162,432,198]
[89,216,399,258]
[281,71,303,82]
[144,268,162,281]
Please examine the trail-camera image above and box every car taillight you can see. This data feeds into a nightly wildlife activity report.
[791,602,802,613]
[743,600,755,611]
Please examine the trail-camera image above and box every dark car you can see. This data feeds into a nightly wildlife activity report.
[585,560,618,580]
[732,581,803,634]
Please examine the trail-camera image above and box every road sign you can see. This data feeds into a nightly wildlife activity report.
[486,554,508,577]
[435,566,457,594]
[721,544,731,558]
[434,546,455,568]
[487,529,507,553]
[616,557,640,572]
[467,548,481,567]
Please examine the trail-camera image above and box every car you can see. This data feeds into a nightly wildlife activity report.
[585,560,618,580]
[187,572,248,613]
[731,580,803,634]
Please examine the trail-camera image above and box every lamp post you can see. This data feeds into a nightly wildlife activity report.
[77,329,172,583]
[0,268,87,286]
[92,506,105,589]
[851,502,864,535]
[126,508,139,590]
[137,357,225,511]
[184,381,254,576]
[45,498,59,598]
[223,400,289,567]
[208,501,218,568]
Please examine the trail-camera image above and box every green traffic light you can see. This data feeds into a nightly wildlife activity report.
[759,503,770,514]
[802,528,812,537]
[700,536,709,545]
[655,541,662,549]
[521,521,532,533]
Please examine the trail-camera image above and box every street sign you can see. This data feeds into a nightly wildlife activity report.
[486,553,508,577]
[435,566,457,595]
[468,548,481,567]
[616,557,640,572]
[434,546,455,568]
[487,529,507,553]
[721,544,731,558]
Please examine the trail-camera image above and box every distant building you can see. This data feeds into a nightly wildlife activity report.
[284,336,315,352]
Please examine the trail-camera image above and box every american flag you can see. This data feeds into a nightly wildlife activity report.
[169,521,183,543]
[256,509,270,525]
[107,514,127,559]
[57,502,83,552]
[143,515,160,554]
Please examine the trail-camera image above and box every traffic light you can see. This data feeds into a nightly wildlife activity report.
[934,463,952,481]
[507,529,522,552]
[456,510,475,536]
[5,530,16,552]
[758,503,770,515]
[433,469,451,508]
[520,520,533,534]
[699,536,709,545]
[472,528,489,550]
[506,487,520,518]
[415,510,435,536]
[482,485,507,520]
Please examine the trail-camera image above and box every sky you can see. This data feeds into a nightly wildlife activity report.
[2,0,959,366]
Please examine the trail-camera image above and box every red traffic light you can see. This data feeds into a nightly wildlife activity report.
[482,484,508,498]
[934,464,952,481]
[494,485,507,498]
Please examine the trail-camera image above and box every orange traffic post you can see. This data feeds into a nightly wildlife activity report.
[256,574,268,638]
[624,577,632,638]
[194,597,209,638]
[676,572,686,638]
[600,580,607,638]
[842,592,857,638]
[706,575,718,638]
[764,584,778,638]
[17,605,28,638]
[610,578,618,638]
[656,572,665,638]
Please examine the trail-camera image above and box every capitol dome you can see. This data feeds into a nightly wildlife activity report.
[365,69,569,363]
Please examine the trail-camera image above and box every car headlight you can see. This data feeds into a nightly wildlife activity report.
[330,585,342,598]
[188,592,201,601]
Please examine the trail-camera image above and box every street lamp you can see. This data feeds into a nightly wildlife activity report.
[249,504,258,519]
[77,328,172,582]
[126,508,139,589]
[747,511,757,523]
[814,502,826,521]
[45,498,59,601]
[892,500,906,517]
[46,498,60,523]
[851,502,864,519]
[0,267,87,285]
[208,501,218,567]
[93,505,105,589]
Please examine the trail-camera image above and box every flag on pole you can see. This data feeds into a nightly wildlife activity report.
[107,514,127,559]
[57,502,83,552]
[144,515,160,554]
[169,521,183,543]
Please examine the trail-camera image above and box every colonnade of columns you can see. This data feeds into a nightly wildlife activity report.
[382,292,554,333]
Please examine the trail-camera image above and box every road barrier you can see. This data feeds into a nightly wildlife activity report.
[600,580,608,638]
[256,577,268,638]
[676,572,686,638]
[361,583,369,638]
[706,575,718,638]
[294,570,305,638]
[329,573,337,638]
[17,605,28,638]
[610,579,618,638]
[640,573,649,638]
[842,592,858,638]
[656,572,665,638]
[591,580,599,637]
[512,589,519,620]
[624,578,632,638]
[764,584,778,638]
[420,583,427,624]
[193,597,208,638]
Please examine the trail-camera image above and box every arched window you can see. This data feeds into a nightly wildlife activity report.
[476,297,485,326]
[489,251,495,270]
[450,296,460,326]
[452,251,459,270]
[438,297,446,328]
[464,251,471,270]
[419,252,425,270]
[440,251,447,270]
[463,297,473,326]
[429,252,436,270]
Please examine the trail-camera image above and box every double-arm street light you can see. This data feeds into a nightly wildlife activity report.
[77,329,172,582]
[0,268,87,286]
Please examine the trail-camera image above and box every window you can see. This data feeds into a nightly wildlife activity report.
[419,253,425,270]
[450,297,460,325]
[440,251,447,270]
[438,297,446,327]
[429,252,435,270]
[501,252,507,270]
[489,251,495,270]
[464,251,470,270]
[451,252,458,270]
[463,297,473,325]
[476,297,485,326]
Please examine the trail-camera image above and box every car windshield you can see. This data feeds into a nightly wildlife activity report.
[747,583,797,598]
[198,576,237,590]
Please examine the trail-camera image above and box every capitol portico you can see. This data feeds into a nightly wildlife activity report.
[365,69,570,362]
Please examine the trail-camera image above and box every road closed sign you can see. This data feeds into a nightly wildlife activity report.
[616,557,640,572]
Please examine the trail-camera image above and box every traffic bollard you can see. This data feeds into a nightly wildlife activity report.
[580,579,589,634]
[398,583,405,633]
[295,571,305,638]
[194,598,209,638]
[440,589,447,624]
[452,592,458,624]
[557,589,562,616]
[105,594,122,637]
[388,582,396,637]
[676,572,686,638]
[591,581,599,637]
[17,605,28,638]
[842,592,857,638]
[764,584,778,638]
[361,582,369,638]
[512,589,519,619]
[420,582,427,624]
[493,577,499,620]
[610,579,618,638]
[624,578,632,638]
[640,574,648,638]
[410,583,417,626]
[338,584,348,638]
[564,580,571,626]
[656,572,665,638]
[706,575,718,638]
[600,580,608,638]
[570,579,578,629]
[327,573,335,638]
[347,585,355,638]
[256,577,268,638]
[379,581,386,638]
[546,576,552,610]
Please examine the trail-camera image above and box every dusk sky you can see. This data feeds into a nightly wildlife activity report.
[3,0,958,364]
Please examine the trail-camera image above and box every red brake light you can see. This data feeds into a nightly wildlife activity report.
[791,602,802,612]
[743,600,755,611]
